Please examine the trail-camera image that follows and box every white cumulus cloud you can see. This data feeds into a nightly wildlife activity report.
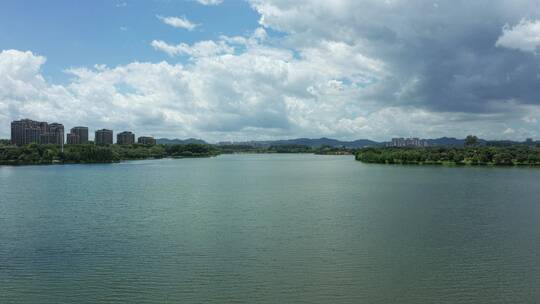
[151,40,234,57]
[157,15,198,31]
[496,19,540,53]
[197,0,223,5]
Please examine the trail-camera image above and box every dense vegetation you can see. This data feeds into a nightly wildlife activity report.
[165,143,219,158]
[355,146,540,166]
[313,145,354,155]
[0,143,218,165]
[267,144,315,153]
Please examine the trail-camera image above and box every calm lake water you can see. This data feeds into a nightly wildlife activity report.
[1,154,540,303]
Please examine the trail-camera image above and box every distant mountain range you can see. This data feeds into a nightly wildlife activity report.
[157,138,208,145]
[217,137,380,148]
[158,137,534,148]
[223,137,490,148]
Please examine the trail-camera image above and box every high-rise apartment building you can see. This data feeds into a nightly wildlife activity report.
[11,119,44,145]
[70,127,89,144]
[11,119,64,146]
[117,131,135,145]
[43,123,64,145]
[95,129,113,145]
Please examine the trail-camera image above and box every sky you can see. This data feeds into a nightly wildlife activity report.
[1,0,540,142]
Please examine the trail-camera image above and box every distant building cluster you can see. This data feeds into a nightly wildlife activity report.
[137,136,156,145]
[10,119,155,146]
[388,137,429,147]
[10,119,64,146]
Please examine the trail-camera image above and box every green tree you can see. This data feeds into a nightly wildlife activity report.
[493,153,513,165]
[465,135,479,146]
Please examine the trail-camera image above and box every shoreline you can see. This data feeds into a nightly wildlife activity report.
[0,152,353,167]
[0,155,218,167]
[355,160,540,168]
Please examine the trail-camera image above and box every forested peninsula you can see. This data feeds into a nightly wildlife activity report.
[0,143,219,165]
[355,146,540,166]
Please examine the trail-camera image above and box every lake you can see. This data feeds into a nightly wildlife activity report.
[1,154,540,303]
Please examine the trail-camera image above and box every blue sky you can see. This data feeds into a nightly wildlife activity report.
[0,0,259,82]
[1,1,540,141]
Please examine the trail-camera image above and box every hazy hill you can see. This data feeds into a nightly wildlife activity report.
[157,136,535,148]
[157,138,208,145]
